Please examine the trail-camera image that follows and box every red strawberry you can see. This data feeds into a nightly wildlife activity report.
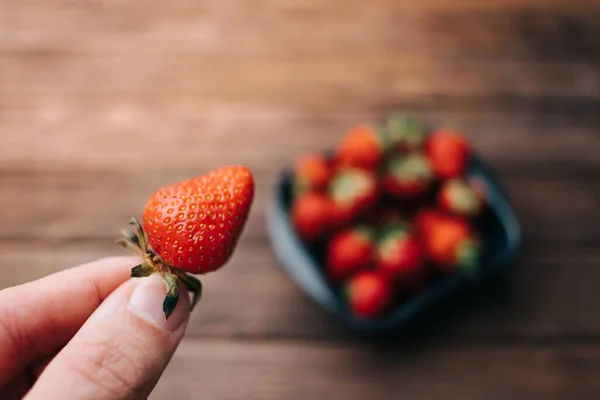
[291,192,339,242]
[438,178,485,218]
[335,124,384,171]
[421,214,481,275]
[374,224,425,285]
[384,113,427,151]
[344,271,393,319]
[292,153,333,195]
[326,227,374,282]
[329,168,379,222]
[425,129,471,179]
[414,208,445,235]
[117,165,255,318]
[383,152,433,198]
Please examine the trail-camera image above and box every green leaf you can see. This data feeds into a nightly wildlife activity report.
[162,273,180,319]
[130,262,155,278]
[115,238,144,257]
[179,273,203,311]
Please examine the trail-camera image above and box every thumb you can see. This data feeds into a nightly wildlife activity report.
[25,272,191,400]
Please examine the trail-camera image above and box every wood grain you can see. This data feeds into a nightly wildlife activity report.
[1,239,599,342]
[152,339,600,400]
[2,1,599,60]
[1,0,599,397]
[1,0,599,118]
[1,57,599,117]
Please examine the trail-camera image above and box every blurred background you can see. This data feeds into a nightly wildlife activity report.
[1,0,599,399]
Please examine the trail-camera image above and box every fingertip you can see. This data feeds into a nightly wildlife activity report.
[128,273,191,333]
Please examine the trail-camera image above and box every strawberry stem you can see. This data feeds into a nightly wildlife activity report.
[115,237,144,257]
[128,218,148,249]
[117,217,204,319]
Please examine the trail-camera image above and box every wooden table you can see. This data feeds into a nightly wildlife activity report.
[1,0,599,398]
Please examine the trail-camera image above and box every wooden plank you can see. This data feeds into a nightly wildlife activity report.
[2,1,599,62]
[1,240,599,341]
[1,55,598,106]
[151,339,600,400]
[1,104,599,243]
[2,0,599,116]
[0,106,599,170]
[0,165,599,243]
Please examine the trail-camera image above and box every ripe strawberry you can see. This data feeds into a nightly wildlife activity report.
[384,113,427,151]
[438,178,485,218]
[414,208,445,235]
[382,152,433,198]
[425,129,471,179]
[329,167,379,222]
[374,224,425,284]
[344,271,393,319]
[335,124,384,171]
[116,165,255,318]
[291,192,339,242]
[326,227,374,282]
[420,214,481,275]
[292,153,333,195]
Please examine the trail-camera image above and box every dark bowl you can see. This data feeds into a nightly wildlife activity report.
[265,157,522,332]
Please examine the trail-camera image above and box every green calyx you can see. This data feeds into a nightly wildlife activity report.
[116,218,203,319]
[455,238,481,278]
[388,153,432,181]
[447,180,482,216]
[376,222,412,259]
[378,222,410,242]
[383,113,426,149]
[331,169,372,203]
[352,225,375,243]
[372,125,388,150]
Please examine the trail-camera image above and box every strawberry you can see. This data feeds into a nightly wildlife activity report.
[335,124,384,171]
[292,153,333,195]
[326,227,374,282]
[414,208,445,235]
[425,129,471,179]
[329,167,379,222]
[291,192,339,242]
[438,178,485,218]
[116,165,255,318]
[420,214,481,275]
[344,271,393,319]
[374,224,425,285]
[382,152,433,198]
[384,113,427,151]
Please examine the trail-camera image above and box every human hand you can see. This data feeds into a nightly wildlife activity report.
[0,256,191,399]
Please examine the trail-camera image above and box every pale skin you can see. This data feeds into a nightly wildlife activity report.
[0,256,191,399]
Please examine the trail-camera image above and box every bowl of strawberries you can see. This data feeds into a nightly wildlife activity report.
[266,112,522,332]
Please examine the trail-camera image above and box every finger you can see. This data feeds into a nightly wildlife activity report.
[0,256,138,387]
[0,371,30,400]
[25,273,191,400]
[0,348,60,399]
[31,349,60,380]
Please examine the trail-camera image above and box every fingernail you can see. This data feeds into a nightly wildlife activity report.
[128,273,189,332]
